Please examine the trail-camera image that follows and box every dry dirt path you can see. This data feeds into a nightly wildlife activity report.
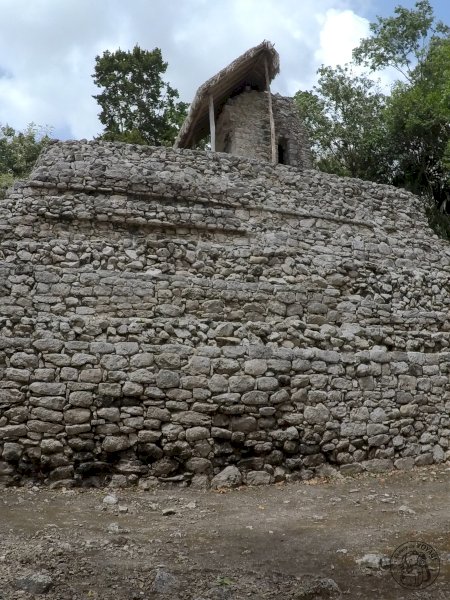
[0,465,449,599]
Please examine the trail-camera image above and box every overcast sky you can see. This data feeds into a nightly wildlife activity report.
[0,0,448,140]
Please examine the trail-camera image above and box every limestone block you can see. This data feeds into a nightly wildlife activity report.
[211,466,242,489]
[29,382,66,396]
[102,435,132,453]
[304,404,329,425]
[156,370,180,389]
[64,409,91,424]
[10,352,39,368]
[0,389,24,404]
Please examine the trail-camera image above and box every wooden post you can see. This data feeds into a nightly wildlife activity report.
[265,57,277,164]
[209,94,216,152]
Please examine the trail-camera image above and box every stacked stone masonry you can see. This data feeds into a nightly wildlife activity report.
[215,90,313,169]
[0,140,449,488]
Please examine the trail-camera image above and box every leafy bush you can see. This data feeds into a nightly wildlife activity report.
[426,198,450,241]
[0,172,14,200]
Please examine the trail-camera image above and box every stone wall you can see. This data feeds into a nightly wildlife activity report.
[273,94,313,169]
[216,89,269,160]
[216,90,312,168]
[0,140,449,488]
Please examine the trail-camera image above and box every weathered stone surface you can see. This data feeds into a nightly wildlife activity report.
[211,466,242,489]
[100,355,128,371]
[229,375,255,393]
[10,352,39,368]
[102,436,132,453]
[152,457,178,476]
[246,470,271,485]
[29,382,66,396]
[137,430,161,443]
[185,457,213,474]
[122,381,144,396]
[186,356,211,375]
[90,342,115,354]
[130,352,154,367]
[172,411,211,427]
[156,369,180,389]
[304,404,329,425]
[185,427,210,442]
[340,422,366,437]
[41,439,64,454]
[231,416,257,432]
[362,459,393,473]
[242,391,269,406]
[2,442,22,461]
[15,571,53,594]
[69,391,93,407]
[71,353,96,367]
[256,377,279,391]
[97,407,121,422]
[151,568,180,595]
[216,90,312,168]
[28,420,64,434]
[294,576,341,600]
[0,141,449,487]
[370,408,387,423]
[146,407,171,421]
[98,383,122,397]
[0,389,24,404]
[33,338,64,352]
[244,359,267,376]
[115,342,139,356]
[64,408,91,424]
[30,407,63,423]
[0,424,27,439]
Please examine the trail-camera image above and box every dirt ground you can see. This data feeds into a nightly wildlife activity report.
[0,465,449,600]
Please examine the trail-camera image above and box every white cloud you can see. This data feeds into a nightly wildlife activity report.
[315,9,370,67]
[0,0,381,140]
[314,8,400,92]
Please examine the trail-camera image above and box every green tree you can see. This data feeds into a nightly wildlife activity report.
[92,45,188,146]
[0,123,52,198]
[294,65,388,181]
[353,0,449,209]
[352,0,449,82]
[384,37,450,208]
[295,0,449,218]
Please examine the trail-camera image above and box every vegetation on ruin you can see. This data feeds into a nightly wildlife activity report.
[1,47,189,198]
[295,0,450,238]
[92,45,188,146]
[2,2,448,243]
[0,123,52,199]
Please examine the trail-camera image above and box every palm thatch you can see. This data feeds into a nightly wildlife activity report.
[174,40,279,149]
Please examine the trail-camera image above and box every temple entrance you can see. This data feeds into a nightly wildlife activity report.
[278,139,288,164]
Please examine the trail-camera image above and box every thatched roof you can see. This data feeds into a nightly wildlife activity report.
[174,40,279,149]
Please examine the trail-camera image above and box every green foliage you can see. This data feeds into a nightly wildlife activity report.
[92,45,188,146]
[295,0,450,229]
[352,0,449,82]
[425,196,450,241]
[0,123,52,198]
[216,576,234,587]
[0,173,14,200]
[294,66,388,181]
[0,123,52,177]
[384,36,450,207]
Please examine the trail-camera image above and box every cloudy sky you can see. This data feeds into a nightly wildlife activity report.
[0,0,448,140]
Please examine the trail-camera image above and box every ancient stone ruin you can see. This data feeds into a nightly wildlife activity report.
[175,41,312,169]
[0,43,449,488]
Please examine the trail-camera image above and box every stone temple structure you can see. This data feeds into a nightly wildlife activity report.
[0,44,449,489]
[175,41,312,169]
